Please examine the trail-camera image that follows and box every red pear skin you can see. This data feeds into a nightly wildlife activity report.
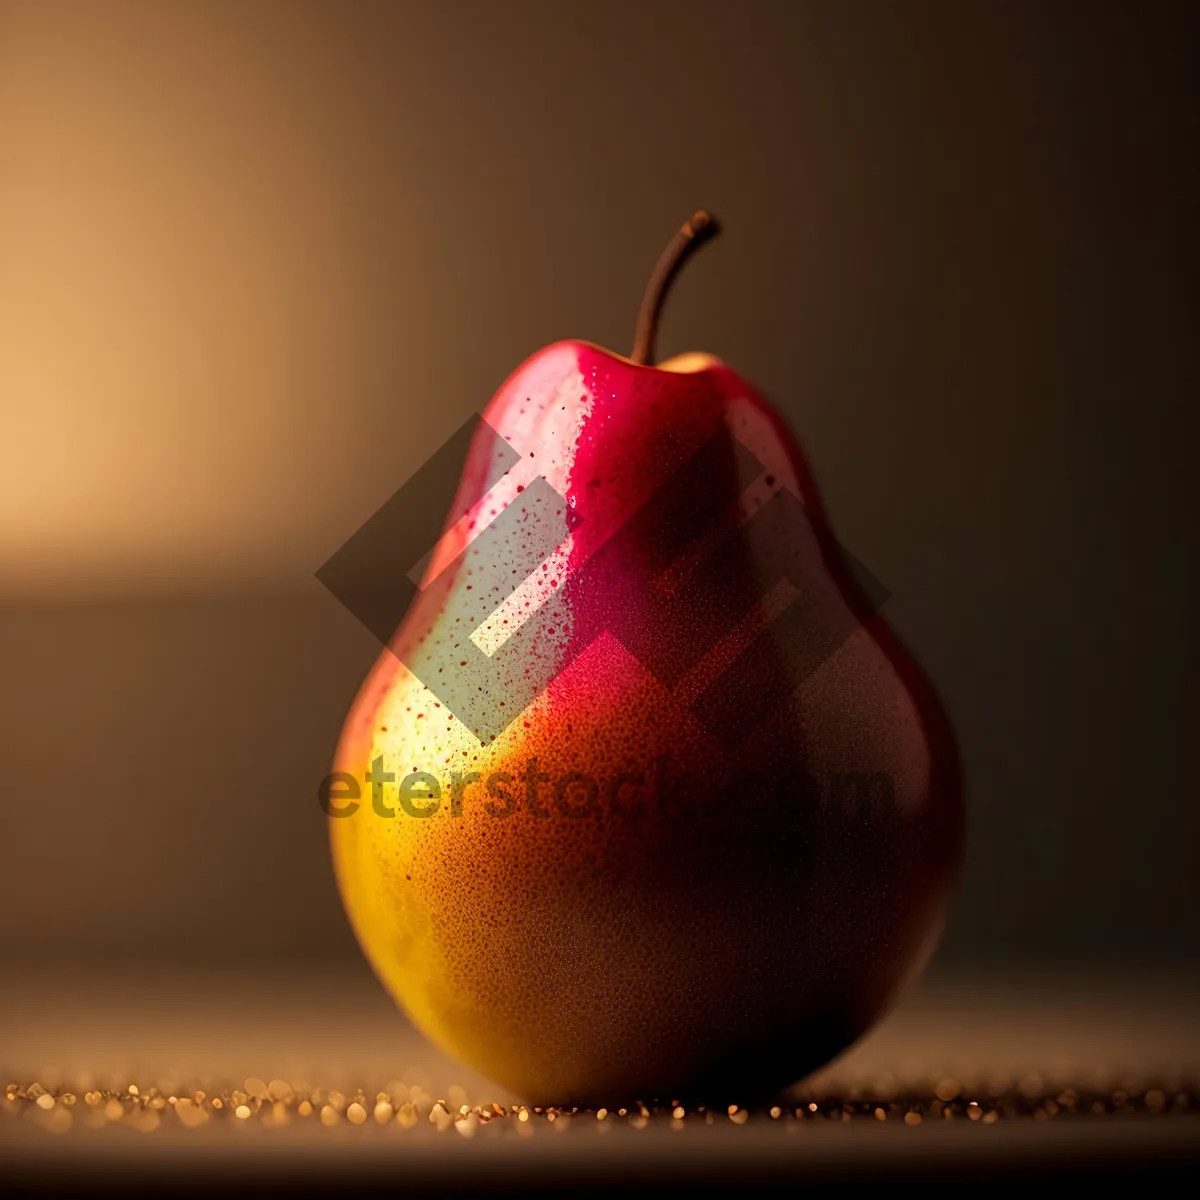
[330,339,963,1105]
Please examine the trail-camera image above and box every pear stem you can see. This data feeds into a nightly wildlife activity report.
[630,210,721,366]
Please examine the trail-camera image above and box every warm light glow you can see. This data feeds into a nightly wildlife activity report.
[0,4,435,596]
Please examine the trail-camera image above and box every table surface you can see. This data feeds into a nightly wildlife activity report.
[3,964,1198,1187]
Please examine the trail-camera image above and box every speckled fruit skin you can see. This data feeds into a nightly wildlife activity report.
[330,341,962,1106]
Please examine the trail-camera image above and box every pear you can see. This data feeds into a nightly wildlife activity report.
[328,213,962,1105]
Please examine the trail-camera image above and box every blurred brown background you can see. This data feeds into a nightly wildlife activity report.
[0,0,1196,976]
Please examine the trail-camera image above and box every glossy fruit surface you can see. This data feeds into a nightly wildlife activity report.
[330,339,962,1105]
